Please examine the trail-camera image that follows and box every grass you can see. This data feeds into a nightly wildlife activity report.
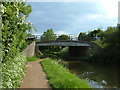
[26,56,40,61]
[41,58,92,88]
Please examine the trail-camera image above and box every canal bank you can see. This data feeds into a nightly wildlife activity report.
[41,58,92,88]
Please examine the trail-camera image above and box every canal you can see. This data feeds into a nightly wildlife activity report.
[63,61,120,88]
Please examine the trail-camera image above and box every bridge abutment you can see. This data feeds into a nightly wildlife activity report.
[35,45,39,56]
[69,46,88,58]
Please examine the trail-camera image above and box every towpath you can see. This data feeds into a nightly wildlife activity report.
[20,59,51,88]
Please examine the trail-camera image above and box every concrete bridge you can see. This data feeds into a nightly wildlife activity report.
[36,40,93,57]
[36,40,92,47]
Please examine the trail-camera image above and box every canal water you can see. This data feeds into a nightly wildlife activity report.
[63,61,120,88]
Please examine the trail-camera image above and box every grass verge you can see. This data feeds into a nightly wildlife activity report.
[26,56,40,61]
[41,58,92,88]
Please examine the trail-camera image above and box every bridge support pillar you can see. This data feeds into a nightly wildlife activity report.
[69,46,88,58]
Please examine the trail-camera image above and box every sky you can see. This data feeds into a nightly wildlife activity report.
[27,0,119,35]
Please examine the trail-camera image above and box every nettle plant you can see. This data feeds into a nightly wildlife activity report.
[1,2,32,62]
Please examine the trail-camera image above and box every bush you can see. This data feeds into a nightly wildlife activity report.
[2,53,27,88]
[41,58,92,88]
[1,2,32,62]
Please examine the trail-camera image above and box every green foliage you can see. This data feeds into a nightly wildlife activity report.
[78,32,90,41]
[40,29,57,42]
[103,27,118,47]
[1,2,34,88]
[89,27,120,64]
[92,39,104,48]
[88,28,103,37]
[27,33,35,37]
[37,50,44,58]
[41,58,92,88]
[78,28,103,41]
[26,56,40,61]
[39,46,62,59]
[78,26,119,64]
[58,47,69,58]
[94,27,118,48]
[26,33,36,45]
[1,2,32,62]
[57,34,70,41]
[2,54,27,88]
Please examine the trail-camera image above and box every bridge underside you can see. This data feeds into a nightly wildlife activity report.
[36,41,91,58]
[36,46,89,58]
[69,46,88,57]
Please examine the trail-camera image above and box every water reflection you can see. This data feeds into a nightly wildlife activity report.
[63,61,120,88]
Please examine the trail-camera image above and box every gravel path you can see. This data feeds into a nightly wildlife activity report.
[20,59,52,88]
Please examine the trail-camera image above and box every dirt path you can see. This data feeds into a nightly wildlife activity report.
[20,59,52,88]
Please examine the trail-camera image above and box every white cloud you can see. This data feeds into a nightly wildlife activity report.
[88,14,103,19]
[55,30,68,35]
[99,0,119,18]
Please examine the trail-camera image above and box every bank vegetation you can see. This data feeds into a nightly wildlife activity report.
[41,58,92,88]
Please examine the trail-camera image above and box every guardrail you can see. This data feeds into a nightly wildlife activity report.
[28,34,79,41]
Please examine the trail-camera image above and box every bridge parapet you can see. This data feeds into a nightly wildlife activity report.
[36,40,92,47]
[32,34,79,41]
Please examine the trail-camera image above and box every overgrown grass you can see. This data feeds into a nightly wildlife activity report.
[26,56,40,61]
[2,53,27,88]
[41,58,92,88]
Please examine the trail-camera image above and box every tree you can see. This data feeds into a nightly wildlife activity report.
[103,27,118,47]
[78,32,90,41]
[88,28,103,40]
[57,34,70,41]
[40,29,57,42]
[1,2,32,62]
[89,26,120,64]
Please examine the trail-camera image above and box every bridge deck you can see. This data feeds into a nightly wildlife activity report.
[36,40,92,47]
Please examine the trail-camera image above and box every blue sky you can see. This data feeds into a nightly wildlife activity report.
[27,0,119,35]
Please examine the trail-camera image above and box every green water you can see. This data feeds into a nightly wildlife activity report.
[63,61,120,88]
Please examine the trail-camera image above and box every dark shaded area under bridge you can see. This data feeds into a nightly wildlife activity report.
[36,40,94,58]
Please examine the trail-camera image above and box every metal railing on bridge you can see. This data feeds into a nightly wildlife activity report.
[30,34,79,41]
[27,34,97,47]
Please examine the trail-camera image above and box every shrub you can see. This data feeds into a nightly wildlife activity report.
[1,2,32,62]
[41,58,92,88]
[2,53,27,88]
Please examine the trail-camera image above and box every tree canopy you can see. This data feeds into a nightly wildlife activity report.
[78,28,103,41]
[40,29,57,42]
[57,34,70,41]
